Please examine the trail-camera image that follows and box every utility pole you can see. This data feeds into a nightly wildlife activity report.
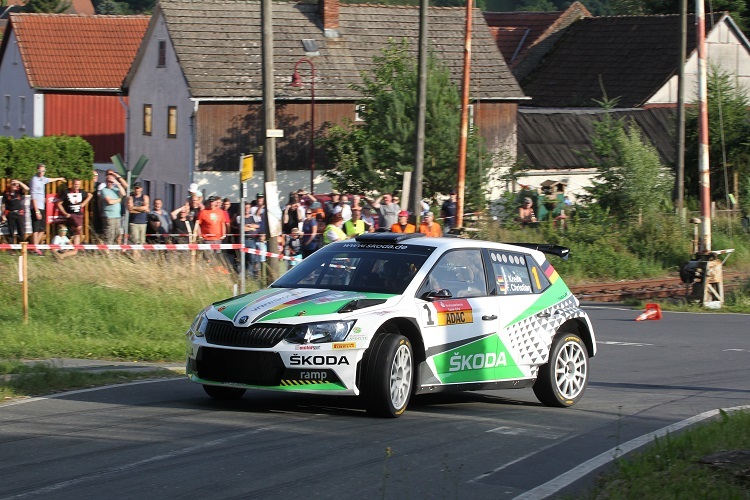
[261,0,279,282]
[696,0,710,253]
[676,0,686,220]
[409,0,428,223]
[456,0,473,230]
[680,1,734,308]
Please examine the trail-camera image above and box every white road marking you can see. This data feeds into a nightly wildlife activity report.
[510,404,750,500]
[723,348,749,352]
[599,341,653,347]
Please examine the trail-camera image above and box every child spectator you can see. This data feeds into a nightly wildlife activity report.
[51,226,75,259]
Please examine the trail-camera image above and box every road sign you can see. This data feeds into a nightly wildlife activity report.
[110,154,126,176]
[132,155,149,177]
[241,155,254,182]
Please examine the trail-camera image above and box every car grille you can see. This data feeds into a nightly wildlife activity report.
[196,347,285,386]
[205,320,292,348]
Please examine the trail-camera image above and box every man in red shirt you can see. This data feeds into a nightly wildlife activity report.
[195,196,226,243]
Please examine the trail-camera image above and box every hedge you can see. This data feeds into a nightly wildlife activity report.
[0,136,94,181]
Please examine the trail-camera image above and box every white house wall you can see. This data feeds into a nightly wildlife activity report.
[193,170,332,207]
[507,169,597,204]
[648,19,750,104]
[0,31,36,138]
[126,13,194,212]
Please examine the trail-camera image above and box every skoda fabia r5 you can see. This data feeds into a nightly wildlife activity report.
[187,233,596,417]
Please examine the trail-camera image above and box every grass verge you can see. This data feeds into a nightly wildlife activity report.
[0,360,182,402]
[580,409,750,498]
[0,252,247,361]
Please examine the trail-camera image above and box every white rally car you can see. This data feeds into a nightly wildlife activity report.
[187,233,596,417]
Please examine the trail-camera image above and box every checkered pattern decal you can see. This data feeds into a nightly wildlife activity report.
[504,296,582,366]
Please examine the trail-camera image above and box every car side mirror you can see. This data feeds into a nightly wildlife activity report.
[421,289,452,301]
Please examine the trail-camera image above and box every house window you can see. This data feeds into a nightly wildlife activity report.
[4,95,10,128]
[142,180,152,198]
[167,106,177,138]
[165,183,176,212]
[18,96,26,131]
[143,104,152,136]
[157,40,167,68]
[355,104,366,122]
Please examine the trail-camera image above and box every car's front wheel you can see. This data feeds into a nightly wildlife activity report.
[203,384,246,400]
[533,332,589,407]
[361,333,413,418]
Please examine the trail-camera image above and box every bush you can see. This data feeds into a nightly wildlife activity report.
[0,135,93,180]
[477,208,748,283]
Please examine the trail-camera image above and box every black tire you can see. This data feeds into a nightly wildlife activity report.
[361,333,413,418]
[533,332,589,407]
[203,384,246,400]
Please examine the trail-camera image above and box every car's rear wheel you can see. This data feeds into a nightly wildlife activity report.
[533,332,589,407]
[203,384,246,400]
[361,333,413,418]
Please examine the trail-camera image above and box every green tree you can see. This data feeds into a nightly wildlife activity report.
[580,98,673,219]
[514,0,557,12]
[0,136,93,181]
[95,0,125,14]
[20,0,72,13]
[321,39,492,210]
[685,66,750,203]
[92,0,155,14]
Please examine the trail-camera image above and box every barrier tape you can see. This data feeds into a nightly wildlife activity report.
[0,243,297,260]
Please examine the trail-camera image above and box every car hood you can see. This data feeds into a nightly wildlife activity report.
[210,288,396,326]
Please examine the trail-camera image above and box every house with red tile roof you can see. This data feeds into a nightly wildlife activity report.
[483,2,591,81]
[0,13,149,166]
[123,0,527,210]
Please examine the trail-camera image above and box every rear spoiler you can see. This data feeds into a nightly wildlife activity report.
[512,243,570,261]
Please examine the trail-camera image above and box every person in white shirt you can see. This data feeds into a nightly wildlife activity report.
[29,163,65,255]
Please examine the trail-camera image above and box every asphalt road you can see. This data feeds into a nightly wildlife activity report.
[1,305,748,500]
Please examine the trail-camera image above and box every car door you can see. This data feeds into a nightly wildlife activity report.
[485,248,556,379]
[416,248,507,386]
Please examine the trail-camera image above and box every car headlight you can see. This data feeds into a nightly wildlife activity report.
[285,321,356,344]
[189,307,211,337]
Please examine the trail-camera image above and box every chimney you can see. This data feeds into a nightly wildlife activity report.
[320,0,340,38]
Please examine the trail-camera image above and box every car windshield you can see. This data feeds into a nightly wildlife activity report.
[272,245,434,294]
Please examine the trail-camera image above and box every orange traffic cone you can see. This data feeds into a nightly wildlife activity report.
[635,303,662,321]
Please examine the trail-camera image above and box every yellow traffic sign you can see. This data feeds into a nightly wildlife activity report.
[241,155,254,182]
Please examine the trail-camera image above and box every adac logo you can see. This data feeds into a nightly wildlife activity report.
[238,315,249,324]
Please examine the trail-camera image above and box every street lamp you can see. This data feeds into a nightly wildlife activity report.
[291,58,315,194]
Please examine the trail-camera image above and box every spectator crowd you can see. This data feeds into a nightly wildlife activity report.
[2,165,461,277]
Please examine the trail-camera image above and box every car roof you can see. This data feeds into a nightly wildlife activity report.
[331,232,560,261]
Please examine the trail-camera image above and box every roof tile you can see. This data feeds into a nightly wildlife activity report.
[10,13,149,90]
[520,14,723,108]
[154,0,525,101]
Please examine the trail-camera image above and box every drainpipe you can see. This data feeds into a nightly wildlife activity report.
[191,99,199,187]
[118,93,129,166]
